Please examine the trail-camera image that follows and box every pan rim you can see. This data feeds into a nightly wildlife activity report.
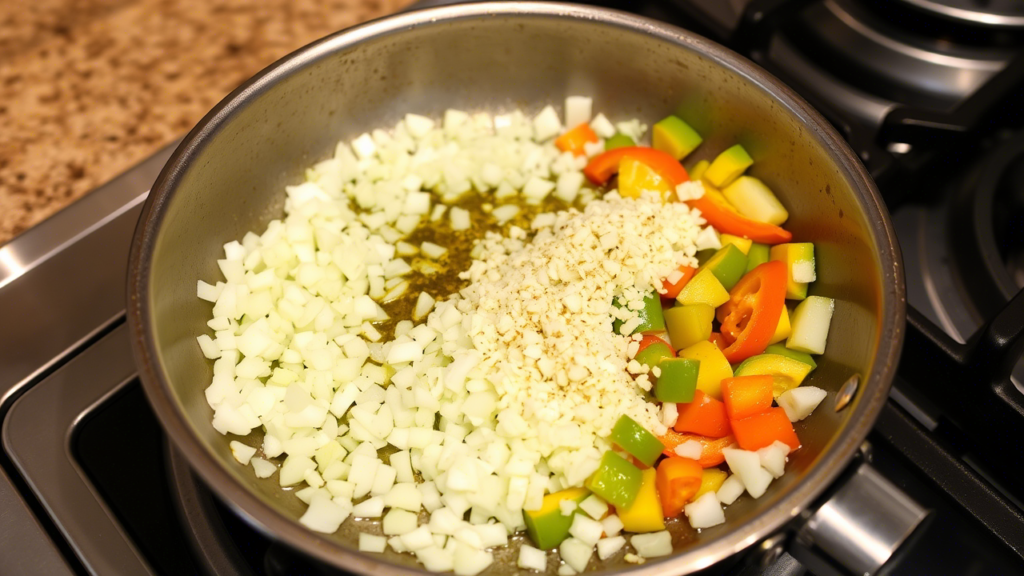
[126,2,906,574]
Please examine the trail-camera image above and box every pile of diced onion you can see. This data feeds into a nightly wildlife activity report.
[196,99,807,575]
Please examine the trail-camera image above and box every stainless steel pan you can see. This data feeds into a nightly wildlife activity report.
[127,3,913,574]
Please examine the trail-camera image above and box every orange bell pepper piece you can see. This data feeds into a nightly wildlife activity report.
[659,264,696,300]
[656,456,703,518]
[555,123,599,156]
[709,332,727,351]
[716,261,787,364]
[658,430,736,468]
[674,390,731,438]
[686,185,792,244]
[721,375,774,421]
[584,147,689,186]
[731,407,801,451]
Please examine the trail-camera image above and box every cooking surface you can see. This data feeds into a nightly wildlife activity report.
[0,0,414,246]
[2,0,1024,574]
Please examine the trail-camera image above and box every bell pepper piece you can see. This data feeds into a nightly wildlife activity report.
[660,264,697,300]
[699,244,749,291]
[720,234,753,255]
[611,415,666,467]
[618,156,675,200]
[769,243,815,300]
[730,407,801,451]
[689,159,710,181]
[768,306,791,345]
[709,332,727,351]
[715,261,788,364]
[586,451,644,509]
[614,291,666,335]
[721,375,774,421]
[584,146,689,186]
[764,343,817,370]
[704,144,753,188]
[685,185,792,245]
[664,304,714,351]
[654,358,700,403]
[677,340,733,400]
[616,468,666,532]
[745,242,770,273]
[693,468,728,501]
[655,457,702,517]
[635,335,674,370]
[523,488,590,550]
[695,249,716,267]
[674,390,731,438]
[676,268,730,308]
[733,353,813,397]
[652,116,703,160]
[555,122,599,157]
[658,430,736,468]
[723,176,789,225]
[605,132,637,150]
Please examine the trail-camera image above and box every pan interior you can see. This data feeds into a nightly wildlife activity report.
[140,6,892,575]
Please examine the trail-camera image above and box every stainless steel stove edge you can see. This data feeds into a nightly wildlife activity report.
[0,142,179,575]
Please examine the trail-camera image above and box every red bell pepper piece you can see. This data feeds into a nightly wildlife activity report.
[686,186,792,244]
[674,390,731,438]
[656,456,703,517]
[715,261,787,364]
[636,334,671,354]
[584,147,689,186]
[555,123,599,156]
[660,264,696,300]
[731,407,801,451]
[658,430,735,467]
[721,375,774,421]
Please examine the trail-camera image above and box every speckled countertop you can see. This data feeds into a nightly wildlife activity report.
[0,0,413,245]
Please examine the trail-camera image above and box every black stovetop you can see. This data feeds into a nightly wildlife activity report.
[2,0,1024,575]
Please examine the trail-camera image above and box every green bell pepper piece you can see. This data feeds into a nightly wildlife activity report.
[610,415,665,467]
[654,358,700,403]
[613,291,666,335]
[664,304,714,351]
[700,244,748,291]
[652,116,703,160]
[585,450,644,508]
[635,340,674,370]
[745,242,770,274]
[523,488,590,550]
[695,249,716,267]
[605,133,636,151]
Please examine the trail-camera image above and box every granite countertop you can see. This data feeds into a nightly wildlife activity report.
[0,0,413,245]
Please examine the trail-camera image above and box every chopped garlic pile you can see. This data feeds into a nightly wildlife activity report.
[451,192,703,486]
[195,100,721,575]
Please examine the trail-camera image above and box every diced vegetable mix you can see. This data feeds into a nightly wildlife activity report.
[199,100,838,573]
[571,116,836,545]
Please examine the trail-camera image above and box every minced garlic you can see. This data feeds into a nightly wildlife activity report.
[449,190,704,483]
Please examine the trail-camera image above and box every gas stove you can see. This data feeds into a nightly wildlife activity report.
[2,1,1024,575]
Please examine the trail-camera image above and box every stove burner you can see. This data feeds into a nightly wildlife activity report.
[787,0,1019,113]
[899,0,1024,28]
[950,131,1024,319]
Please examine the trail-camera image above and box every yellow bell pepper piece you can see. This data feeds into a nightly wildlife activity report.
[676,268,730,308]
[720,234,753,255]
[689,159,710,182]
[692,469,728,501]
[616,468,665,533]
[768,306,791,345]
